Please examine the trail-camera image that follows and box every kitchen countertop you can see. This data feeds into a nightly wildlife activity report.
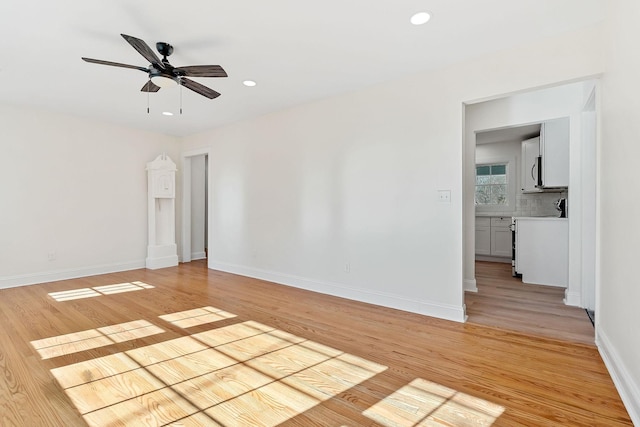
[475,212,516,217]
[514,216,567,221]
[476,212,565,219]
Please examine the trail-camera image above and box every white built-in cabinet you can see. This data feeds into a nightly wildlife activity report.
[476,216,511,258]
[521,117,570,192]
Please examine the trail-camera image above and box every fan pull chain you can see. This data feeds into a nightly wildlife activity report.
[147,78,151,114]
[179,78,183,115]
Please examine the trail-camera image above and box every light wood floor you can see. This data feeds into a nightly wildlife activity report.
[0,261,631,426]
[465,261,596,346]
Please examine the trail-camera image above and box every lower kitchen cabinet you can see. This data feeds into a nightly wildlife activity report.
[515,217,568,287]
[476,216,511,258]
[490,217,512,257]
[475,217,491,255]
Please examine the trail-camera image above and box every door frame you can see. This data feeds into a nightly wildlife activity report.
[462,78,601,316]
[181,147,211,264]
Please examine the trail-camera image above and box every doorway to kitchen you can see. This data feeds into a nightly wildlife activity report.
[462,79,599,345]
[182,149,210,264]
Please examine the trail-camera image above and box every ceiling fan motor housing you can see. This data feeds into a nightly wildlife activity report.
[156,42,173,59]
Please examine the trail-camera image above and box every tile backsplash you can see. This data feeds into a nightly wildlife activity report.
[516,191,567,217]
[477,191,568,218]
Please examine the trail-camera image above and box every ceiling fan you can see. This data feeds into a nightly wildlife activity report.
[82,34,227,99]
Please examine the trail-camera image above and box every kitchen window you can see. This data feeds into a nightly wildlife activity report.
[476,164,508,206]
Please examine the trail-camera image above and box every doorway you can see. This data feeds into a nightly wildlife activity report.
[182,149,210,264]
[462,80,599,343]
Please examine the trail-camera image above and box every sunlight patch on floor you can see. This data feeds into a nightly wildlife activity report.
[159,306,237,328]
[49,318,387,427]
[31,320,164,359]
[363,378,504,426]
[48,281,155,301]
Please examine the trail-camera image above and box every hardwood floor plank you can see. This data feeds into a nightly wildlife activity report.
[466,261,595,345]
[0,260,631,426]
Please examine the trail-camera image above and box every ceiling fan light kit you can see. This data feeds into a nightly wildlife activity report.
[81,34,228,113]
[151,75,177,88]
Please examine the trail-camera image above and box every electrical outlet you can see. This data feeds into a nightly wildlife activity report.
[344,263,351,273]
[47,251,57,261]
[438,190,451,203]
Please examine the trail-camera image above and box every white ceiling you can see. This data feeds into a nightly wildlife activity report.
[476,123,541,145]
[0,0,605,137]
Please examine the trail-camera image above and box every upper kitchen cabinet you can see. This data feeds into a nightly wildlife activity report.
[521,117,570,192]
[541,117,570,188]
[521,136,541,193]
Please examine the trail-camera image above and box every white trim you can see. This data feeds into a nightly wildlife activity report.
[563,289,581,307]
[596,328,640,426]
[464,278,478,293]
[209,260,466,323]
[181,155,193,263]
[145,255,179,270]
[0,260,146,289]
[191,251,207,260]
[181,147,211,264]
[474,255,510,263]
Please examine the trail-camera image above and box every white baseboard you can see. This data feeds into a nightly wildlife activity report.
[146,255,179,270]
[0,260,146,289]
[191,251,207,260]
[564,289,582,307]
[208,260,466,323]
[464,278,478,293]
[596,328,640,425]
[475,255,511,263]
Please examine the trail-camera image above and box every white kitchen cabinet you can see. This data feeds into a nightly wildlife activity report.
[490,217,512,257]
[476,216,511,258]
[520,117,569,192]
[515,217,568,287]
[521,137,541,193]
[540,117,570,188]
[475,217,491,255]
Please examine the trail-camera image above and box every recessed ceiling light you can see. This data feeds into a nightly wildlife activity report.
[162,111,173,116]
[243,80,257,87]
[410,12,431,25]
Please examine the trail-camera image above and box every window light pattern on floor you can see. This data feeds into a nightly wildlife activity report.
[48,281,154,302]
[31,320,164,359]
[159,306,237,328]
[43,310,505,426]
[49,319,388,427]
[363,378,504,426]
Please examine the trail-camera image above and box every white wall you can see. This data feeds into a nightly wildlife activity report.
[597,0,640,423]
[183,23,605,323]
[0,104,180,287]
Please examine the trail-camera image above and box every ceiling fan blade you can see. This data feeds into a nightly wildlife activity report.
[180,78,221,99]
[174,65,228,78]
[82,57,149,72]
[121,34,163,68]
[141,81,160,93]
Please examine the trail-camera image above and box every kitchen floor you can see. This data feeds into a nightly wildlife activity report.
[465,261,595,346]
